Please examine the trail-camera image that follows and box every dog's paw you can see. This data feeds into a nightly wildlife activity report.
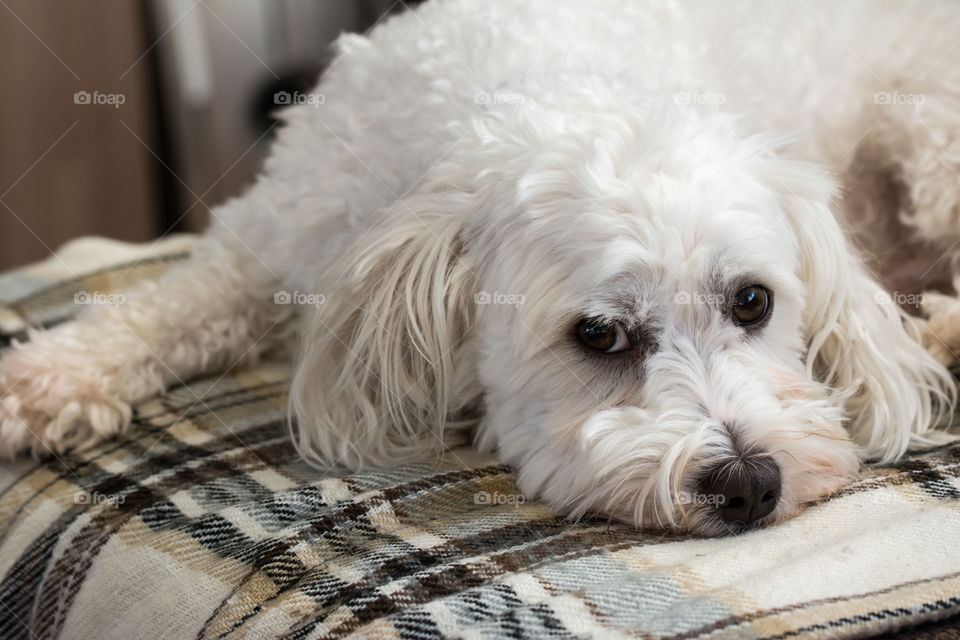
[0,337,131,459]
[920,291,960,367]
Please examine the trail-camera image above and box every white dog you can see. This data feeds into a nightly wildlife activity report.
[2,0,960,535]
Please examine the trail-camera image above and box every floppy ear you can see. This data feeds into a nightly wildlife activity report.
[777,163,955,462]
[289,193,481,470]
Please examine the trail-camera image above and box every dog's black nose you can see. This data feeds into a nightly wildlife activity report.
[697,457,781,525]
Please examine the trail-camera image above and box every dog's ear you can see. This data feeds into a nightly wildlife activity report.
[776,163,955,462]
[289,192,480,470]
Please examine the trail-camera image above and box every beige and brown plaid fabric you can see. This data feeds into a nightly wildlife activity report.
[1,237,960,639]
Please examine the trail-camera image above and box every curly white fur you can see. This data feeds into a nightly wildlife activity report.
[2,0,959,535]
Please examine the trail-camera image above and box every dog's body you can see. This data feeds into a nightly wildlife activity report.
[3,0,960,535]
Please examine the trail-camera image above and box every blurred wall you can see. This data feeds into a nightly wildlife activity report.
[0,0,409,272]
[0,0,161,270]
[149,0,369,232]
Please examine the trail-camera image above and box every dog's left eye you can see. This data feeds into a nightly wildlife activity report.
[732,285,770,325]
[575,319,630,353]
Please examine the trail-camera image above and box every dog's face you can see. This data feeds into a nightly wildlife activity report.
[469,109,859,535]
[291,102,952,536]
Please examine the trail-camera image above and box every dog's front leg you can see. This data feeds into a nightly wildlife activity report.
[0,241,289,457]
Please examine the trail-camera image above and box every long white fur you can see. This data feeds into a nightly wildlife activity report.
[2,0,959,535]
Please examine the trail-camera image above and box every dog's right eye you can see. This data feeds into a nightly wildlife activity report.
[575,319,630,353]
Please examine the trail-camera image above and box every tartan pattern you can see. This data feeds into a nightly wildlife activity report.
[1,237,960,639]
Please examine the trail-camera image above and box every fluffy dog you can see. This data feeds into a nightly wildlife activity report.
[2,0,960,535]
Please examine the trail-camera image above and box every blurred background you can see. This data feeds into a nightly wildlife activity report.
[0,0,412,270]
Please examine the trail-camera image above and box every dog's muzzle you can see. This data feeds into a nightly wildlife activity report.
[698,456,781,525]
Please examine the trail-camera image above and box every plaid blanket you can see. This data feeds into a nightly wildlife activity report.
[1,237,960,640]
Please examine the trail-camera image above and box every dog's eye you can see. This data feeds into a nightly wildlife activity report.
[732,285,770,325]
[576,319,630,353]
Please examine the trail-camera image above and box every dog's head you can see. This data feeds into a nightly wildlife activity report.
[290,99,954,535]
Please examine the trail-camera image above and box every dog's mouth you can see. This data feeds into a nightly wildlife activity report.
[690,506,780,537]
[588,455,788,536]
[568,425,860,537]
[595,500,783,537]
